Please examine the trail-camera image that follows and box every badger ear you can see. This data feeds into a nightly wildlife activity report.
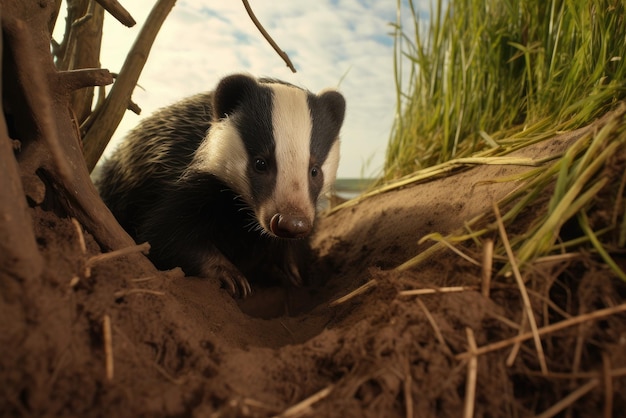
[212,74,259,120]
[318,90,346,128]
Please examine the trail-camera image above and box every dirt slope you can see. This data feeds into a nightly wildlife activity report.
[1,116,625,417]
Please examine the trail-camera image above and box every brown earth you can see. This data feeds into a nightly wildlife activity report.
[2,116,626,417]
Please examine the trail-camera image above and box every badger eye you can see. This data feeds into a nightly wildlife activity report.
[310,165,320,178]
[254,158,267,172]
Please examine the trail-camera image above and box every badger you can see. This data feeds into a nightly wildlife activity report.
[96,74,346,298]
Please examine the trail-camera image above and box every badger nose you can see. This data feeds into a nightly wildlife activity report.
[270,214,311,238]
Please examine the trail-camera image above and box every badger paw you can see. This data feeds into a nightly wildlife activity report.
[219,272,252,299]
[201,257,252,298]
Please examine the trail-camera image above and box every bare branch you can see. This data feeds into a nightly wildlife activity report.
[2,16,71,182]
[242,0,297,73]
[94,0,136,27]
[57,68,113,92]
[82,0,176,171]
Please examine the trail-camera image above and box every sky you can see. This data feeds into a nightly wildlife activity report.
[66,0,430,178]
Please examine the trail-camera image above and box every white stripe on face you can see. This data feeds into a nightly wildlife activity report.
[258,83,315,230]
[188,120,252,201]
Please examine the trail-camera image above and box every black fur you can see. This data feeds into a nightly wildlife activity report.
[96,74,345,295]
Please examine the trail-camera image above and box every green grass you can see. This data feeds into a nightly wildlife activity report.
[336,0,626,281]
[386,0,626,179]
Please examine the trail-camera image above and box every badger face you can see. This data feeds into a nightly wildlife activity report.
[189,74,346,239]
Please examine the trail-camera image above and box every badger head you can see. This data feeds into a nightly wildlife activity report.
[190,74,346,239]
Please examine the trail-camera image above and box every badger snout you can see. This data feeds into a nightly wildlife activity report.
[270,213,312,239]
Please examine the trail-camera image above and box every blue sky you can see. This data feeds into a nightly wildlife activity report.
[80,1,430,178]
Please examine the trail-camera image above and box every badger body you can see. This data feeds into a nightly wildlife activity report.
[96,74,345,297]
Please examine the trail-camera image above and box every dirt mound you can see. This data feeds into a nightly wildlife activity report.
[2,119,626,417]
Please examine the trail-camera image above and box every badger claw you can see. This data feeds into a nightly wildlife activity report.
[219,274,252,299]
[201,256,252,298]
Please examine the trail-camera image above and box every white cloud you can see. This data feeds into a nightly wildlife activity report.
[70,0,430,178]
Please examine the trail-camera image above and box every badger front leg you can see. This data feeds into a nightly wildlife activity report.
[140,228,253,298]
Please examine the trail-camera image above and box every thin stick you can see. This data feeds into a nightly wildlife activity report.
[103,315,114,381]
[493,202,548,374]
[276,385,334,418]
[72,218,90,281]
[534,379,599,418]
[94,0,136,27]
[524,367,626,380]
[456,303,626,360]
[424,235,480,266]
[57,68,113,91]
[86,242,150,267]
[572,323,585,376]
[71,218,87,255]
[329,279,377,306]
[130,276,157,283]
[399,286,477,297]
[463,328,478,418]
[532,253,581,264]
[113,289,165,298]
[242,0,296,73]
[416,299,453,356]
[602,353,613,418]
[506,313,528,367]
[486,312,521,330]
[481,239,493,298]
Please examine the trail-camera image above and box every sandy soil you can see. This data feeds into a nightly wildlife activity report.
[2,117,626,417]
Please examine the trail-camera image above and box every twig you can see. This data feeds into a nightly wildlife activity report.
[94,0,136,27]
[416,299,453,356]
[130,276,157,283]
[103,314,114,381]
[602,353,613,418]
[399,286,477,297]
[534,379,599,418]
[493,202,548,374]
[113,288,165,298]
[71,218,87,255]
[481,239,493,298]
[242,0,296,73]
[275,385,334,418]
[329,279,377,306]
[506,313,527,367]
[456,303,626,360]
[532,253,581,264]
[242,397,277,412]
[524,367,626,380]
[57,68,113,92]
[86,242,150,267]
[486,311,521,330]
[419,234,481,266]
[463,328,478,418]
[572,321,586,377]
[71,8,93,28]
[71,218,90,280]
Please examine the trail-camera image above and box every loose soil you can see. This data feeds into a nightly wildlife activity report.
[2,117,626,417]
